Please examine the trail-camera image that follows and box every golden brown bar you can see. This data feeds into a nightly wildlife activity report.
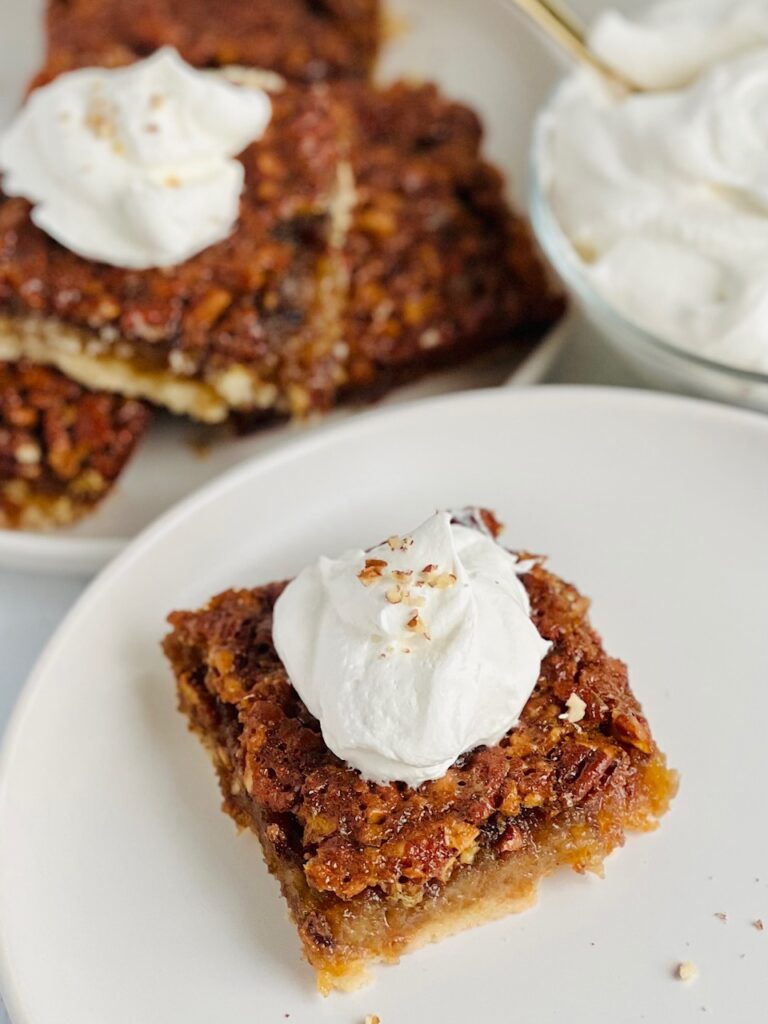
[163,513,676,992]
[0,359,149,529]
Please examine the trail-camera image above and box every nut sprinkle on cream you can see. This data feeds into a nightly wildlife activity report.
[0,48,272,269]
[273,511,550,787]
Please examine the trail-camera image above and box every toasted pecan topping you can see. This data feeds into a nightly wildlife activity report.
[38,0,380,86]
[0,359,149,528]
[358,558,387,586]
[405,612,430,640]
[560,692,587,724]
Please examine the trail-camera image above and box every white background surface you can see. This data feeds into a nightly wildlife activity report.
[0,0,665,1019]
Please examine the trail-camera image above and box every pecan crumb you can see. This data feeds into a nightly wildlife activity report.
[754,919,764,931]
[15,441,41,465]
[430,571,457,589]
[358,558,387,586]
[560,692,587,724]
[358,566,381,586]
[385,586,403,604]
[364,1016,380,1024]
[714,912,727,922]
[677,961,699,982]
[406,612,431,639]
[387,535,412,552]
[497,823,525,853]
[391,569,413,582]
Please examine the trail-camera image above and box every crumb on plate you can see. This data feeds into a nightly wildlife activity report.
[677,961,699,982]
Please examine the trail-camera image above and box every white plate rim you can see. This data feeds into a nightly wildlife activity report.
[3,383,767,1022]
[0,324,570,577]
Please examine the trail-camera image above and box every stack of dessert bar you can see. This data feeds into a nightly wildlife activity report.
[0,0,564,529]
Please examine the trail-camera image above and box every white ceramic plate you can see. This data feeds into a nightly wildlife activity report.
[1,386,767,1024]
[0,337,569,576]
[0,0,575,576]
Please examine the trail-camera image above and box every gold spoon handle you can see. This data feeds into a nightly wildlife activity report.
[508,0,637,91]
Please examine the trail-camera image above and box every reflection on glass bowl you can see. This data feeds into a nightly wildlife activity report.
[529,97,768,414]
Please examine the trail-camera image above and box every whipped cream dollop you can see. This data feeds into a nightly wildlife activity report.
[272,511,550,788]
[0,48,272,269]
[591,0,768,91]
[542,0,768,373]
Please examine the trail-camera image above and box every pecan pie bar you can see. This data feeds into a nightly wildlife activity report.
[0,80,564,423]
[164,514,677,993]
[34,0,381,86]
[0,359,149,529]
[330,82,563,401]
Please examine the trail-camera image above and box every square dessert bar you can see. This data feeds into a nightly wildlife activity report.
[0,81,345,424]
[35,0,381,86]
[164,516,677,992]
[0,360,149,529]
[0,80,564,424]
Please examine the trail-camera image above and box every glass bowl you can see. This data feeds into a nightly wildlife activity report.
[528,96,768,414]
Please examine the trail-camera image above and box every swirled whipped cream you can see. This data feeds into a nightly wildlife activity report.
[0,48,272,269]
[542,0,768,373]
[272,511,550,788]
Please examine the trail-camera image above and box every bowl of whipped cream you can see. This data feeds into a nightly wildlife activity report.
[530,0,768,411]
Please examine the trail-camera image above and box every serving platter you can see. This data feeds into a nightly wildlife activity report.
[0,0,585,575]
[1,386,767,1024]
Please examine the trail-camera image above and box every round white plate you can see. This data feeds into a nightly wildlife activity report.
[1,386,767,1024]
[0,0,573,576]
